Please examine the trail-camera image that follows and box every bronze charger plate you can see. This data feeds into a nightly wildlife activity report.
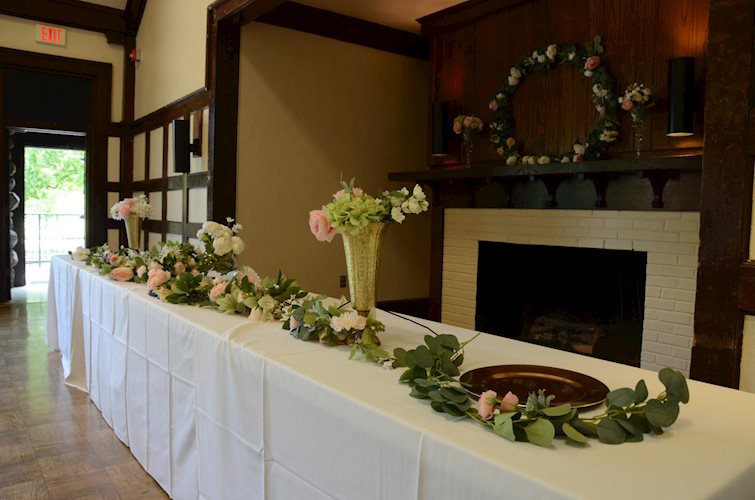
[460,364,609,409]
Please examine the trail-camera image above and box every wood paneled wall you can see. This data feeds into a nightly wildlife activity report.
[426,0,708,165]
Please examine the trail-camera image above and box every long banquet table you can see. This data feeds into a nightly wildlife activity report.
[46,254,755,499]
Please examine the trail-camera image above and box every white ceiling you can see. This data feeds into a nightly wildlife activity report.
[80,0,128,9]
[78,0,465,32]
[297,0,466,33]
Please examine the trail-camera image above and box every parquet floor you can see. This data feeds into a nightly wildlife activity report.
[0,287,167,499]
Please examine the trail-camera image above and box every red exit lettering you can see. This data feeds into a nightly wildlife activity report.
[36,24,66,46]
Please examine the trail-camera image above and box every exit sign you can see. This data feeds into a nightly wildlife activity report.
[36,24,66,46]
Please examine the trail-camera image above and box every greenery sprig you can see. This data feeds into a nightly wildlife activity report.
[391,334,689,447]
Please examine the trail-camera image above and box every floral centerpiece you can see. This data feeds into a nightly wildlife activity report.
[308,178,429,324]
[618,83,656,158]
[453,114,484,167]
[110,195,152,249]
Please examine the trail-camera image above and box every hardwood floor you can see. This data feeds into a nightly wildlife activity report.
[0,288,167,499]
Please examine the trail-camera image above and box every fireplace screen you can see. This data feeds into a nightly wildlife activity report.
[475,241,646,366]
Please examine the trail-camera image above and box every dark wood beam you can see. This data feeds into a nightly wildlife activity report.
[0,0,130,43]
[124,0,148,33]
[417,0,529,36]
[738,263,755,313]
[258,2,429,61]
[210,0,286,24]
[692,0,754,388]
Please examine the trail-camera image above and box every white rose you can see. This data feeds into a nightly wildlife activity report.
[230,235,245,255]
[412,184,426,201]
[568,52,576,61]
[391,206,406,223]
[592,84,607,97]
[510,67,521,78]
[506,155,518,166]
[537,54,547,63]
[332,311,366,332]
[538,156,551,164]
[72,246,90,261]
[573,143,586,155]
[496,92,504,100]
[213,235,233,256]
[561,156,571,163]
[584,70,593,77]
[399,187,409,196]
[546,44,558,60]
[507,75,519,87]
[531,51,539,59]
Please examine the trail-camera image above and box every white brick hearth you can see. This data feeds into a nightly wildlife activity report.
[442,208,700,376]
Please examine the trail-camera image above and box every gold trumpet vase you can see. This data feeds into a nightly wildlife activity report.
[124,214,143,249]
[341,222,387,317]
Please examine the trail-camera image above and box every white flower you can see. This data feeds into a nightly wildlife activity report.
[213,235,233,256]
[382,360,395,370]
[537,54,547,63]
[546,44,558,60]
[412,184,426,201]
[507,75,519,86]
[506,155,518,166]
[248,308,262,321]
[230,235,245,255]
[584,70,593,77]
[568,52,576,61]
[391,206,406,223]
[573,143,586,155]
[232,223,243,234]
[330,311,367,332]
[399,187,409,196]
[561,156,571,163]
[496,92,504,100]
[592,84,607,97]
[510,67,522,78]
[537,155,551,164]
[531,50,539,59]
[72,246,90,261]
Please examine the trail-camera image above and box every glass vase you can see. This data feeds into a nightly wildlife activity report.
[630,108,645,159]
[341,222,387,316]
[124,214,142,249]
[463,140,473,167]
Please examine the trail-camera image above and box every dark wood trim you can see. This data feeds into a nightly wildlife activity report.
[124,0,148,33]
[692,0,753,388]
[738,263,755,313]
[428,191,444,322]
[211,0,286,24]
[748,108,755,155]
[258,2,429,60]
[161,125,168,241]
[132,172,209,192]
[0,47,111,249]
[0,0,130,43]
[128,88,210,134]
[417,0,529,36]
[2,119,89,134]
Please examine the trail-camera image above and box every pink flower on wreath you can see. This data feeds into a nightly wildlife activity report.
[351,187,364,197]
[333,189,346,200]
[118,198,135,218]
[108,254,119,265]
[597,105,606,119]
[572,154,584,163]
[209,282,228,302]
[475,390,497,421]
[453,121,463,134]
[174,262,186,275]
[136,265,147,278]
[499,391,519,412]
[289,317,300,330]
[463,116,475,128]
[488,100,498,111]
[146,269,171,289]
[621,98,634,111]
[109,266,134,282]
[309,208,337,243]
[584,56,601,71]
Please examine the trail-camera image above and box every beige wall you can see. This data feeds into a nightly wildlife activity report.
[0,14,124,121]
[236,22,431,300]
[741,167,755,392]
[135,0,210,118]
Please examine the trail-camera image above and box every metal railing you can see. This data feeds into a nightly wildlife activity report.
[24,213,85,265]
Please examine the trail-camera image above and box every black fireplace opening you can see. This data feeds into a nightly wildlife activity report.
[475,241,646,366]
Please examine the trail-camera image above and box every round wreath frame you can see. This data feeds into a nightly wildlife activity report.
[489,36,619,165]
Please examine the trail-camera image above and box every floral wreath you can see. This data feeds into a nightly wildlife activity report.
[489,36,619,165]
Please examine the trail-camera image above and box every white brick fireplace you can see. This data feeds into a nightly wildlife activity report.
[442,208,700,376]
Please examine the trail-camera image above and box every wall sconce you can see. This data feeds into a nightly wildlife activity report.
[173,118,201,174]
[431,101,449,156]
[667,57,695,137]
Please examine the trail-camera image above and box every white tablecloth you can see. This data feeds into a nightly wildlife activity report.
[46,255,755,499]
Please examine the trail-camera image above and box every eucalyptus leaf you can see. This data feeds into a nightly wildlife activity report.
[659,368,690,404]
[439,387,468,404]
[629,414,651,434]
[494,412,517,426]
[393,348,407,368]
[410,387,428,399]
[606,388,636,408]
[562,422,588,444]
[442,402,466,417]
[596,419,626,445]
[634,380,648,403]
[615,417,640,436]
[430,401,444,413]
[522,419,555,448]
[494,418,516,442]
[413,346,434,369]
[541,403,572,417]
[645,399,680,428]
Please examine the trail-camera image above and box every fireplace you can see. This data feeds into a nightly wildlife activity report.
[441,208,700,375]
[476,242,646,366]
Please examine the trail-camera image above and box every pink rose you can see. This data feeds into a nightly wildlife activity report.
[136,265,147,278]
[572,154,584,163]
[475,390,497,421]
[109,266,134,282]
[351,187,364,197]
[151,262,163,271]
[462,115,474,127]
[584,56,600,71]
[118,199,135,218]
[333,189,346,200]
[499,391,519,412]
[209,282,228,302]
[597,106,606,119]
[488,100,498,111]
[309,209,337,243]
[174,262,186,275]
[289,317,299,330]
[191,269,200,276]
[621,98,634,111]
[108,254,119,265]
[146,269,171,289]
[453,122,462,134]
[248,308,262,321]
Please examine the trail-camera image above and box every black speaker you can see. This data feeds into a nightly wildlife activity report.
[431,102,449,156]
[667,57,695,137]
[173,119,191,173]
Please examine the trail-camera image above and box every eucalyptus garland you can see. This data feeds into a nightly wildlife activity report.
[489,36,620,165]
